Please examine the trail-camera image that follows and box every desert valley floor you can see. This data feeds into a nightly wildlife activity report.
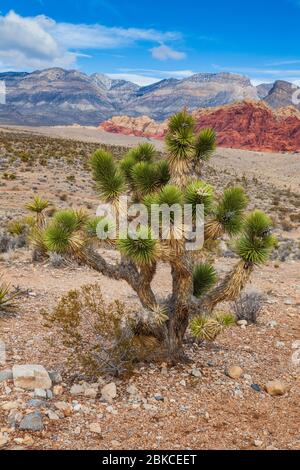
[0,125,299,450]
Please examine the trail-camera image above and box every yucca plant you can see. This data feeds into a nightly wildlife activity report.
[26,196,49,226]
[0,276,18,312]
[29,110,275,363]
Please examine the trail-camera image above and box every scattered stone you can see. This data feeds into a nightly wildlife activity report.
[0,369,13,383]
[53,385,63,396]
[27,399,45,408]
[89,423,102,435]
[111,440,121,447]
[7,410,23,428]
[1,401,20,411]
[265,380,287,397]
[106,405,118,415]
[179,380,186,387]
[0,433,8,449]
[84,387,98,398]
[127,384,139,396]
[46,390,53,400]
[12,365,52,390]
[143,403,158,412]
[34,388,47,399]
[267,320,278,329]
[254,439,263,448]
[46,410,60,421]
[237,320,248,328]
[70,384,85,396]
[154,394,164,402]
[101,382,117,403]
[226,366,243,379]
[234,388,244,399]
[54,401,73,417]
[190,368,202,378]
[251,384,261,392]
[0,340,6,366]
[19,412,44,432]
[48,371,62,385]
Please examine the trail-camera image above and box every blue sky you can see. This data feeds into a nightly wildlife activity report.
[1,0,300,85]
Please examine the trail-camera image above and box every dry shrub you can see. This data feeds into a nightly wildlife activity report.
[233,291,265,324]
[42,283,144,378]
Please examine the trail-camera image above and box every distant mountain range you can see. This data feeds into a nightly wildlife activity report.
[0,68,299,126]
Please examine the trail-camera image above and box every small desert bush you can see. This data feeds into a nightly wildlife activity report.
[233,291,265,324]
[0,276,18,313]
[189,311,236,341]
[42,284,142,377]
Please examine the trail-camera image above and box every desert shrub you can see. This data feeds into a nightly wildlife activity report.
[0,276,18,313]
[42,284,143,377]
[190,311,235,341]
[0,231,27,252]
[233,291,265,324]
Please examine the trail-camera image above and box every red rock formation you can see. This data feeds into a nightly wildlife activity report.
[99,101,300,153]
[100,115,167,139]
[193,101,300,152]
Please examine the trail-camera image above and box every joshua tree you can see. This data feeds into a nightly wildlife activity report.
[26,195,49,227]
[29,110,276,363]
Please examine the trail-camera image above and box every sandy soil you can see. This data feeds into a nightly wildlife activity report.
[1,124,299,192]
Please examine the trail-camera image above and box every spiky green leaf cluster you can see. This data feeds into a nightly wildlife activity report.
[185,181,214,216]
[43,209,86,254]
[26,196,49,214]
[117,226,158,265]
[165,111,195,162]
[126,143,156,163]
[85,216,115,240]
[236,210,276,264]
[194,128,216,162]
[158,185,184,206]
[120,144,170,197]
[190,311,235,341]
[215,187,248,235]
[189,316,222,341]
[90,149,124,202]
[193,263,217,298]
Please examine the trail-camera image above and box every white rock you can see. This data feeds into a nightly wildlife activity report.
[84,388,98,398]
[70,384,85,396]
[0,433,8,449]
[0,340,6,365]
[34,388,47,398]
[12,365,52,390]
[46,410,60,421]
[89,423,102,434]
[254,439,263,448]
[237,320,248,327]
[101,382,117,403]
[190,368,202,378]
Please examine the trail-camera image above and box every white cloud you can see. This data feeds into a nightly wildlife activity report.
[0,10,182,70]
[107,73,160,86]
[150,45,186,61]
[107,69,195,86]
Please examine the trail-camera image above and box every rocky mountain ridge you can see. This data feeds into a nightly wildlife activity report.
[0,68,299,126]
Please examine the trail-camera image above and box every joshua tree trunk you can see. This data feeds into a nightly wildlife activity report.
[167,257,193,361]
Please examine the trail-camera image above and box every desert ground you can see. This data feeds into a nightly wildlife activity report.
[0,125,299,450]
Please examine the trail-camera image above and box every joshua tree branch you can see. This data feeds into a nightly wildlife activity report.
[189,260,254,315]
